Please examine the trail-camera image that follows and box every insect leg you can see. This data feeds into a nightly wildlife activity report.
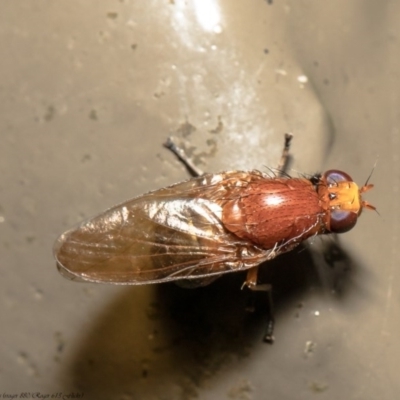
[240,133,292,342]
[165,133,292,177]
[244,266,275,344]
[276,132,293,175]
[164,134,291,343]
[163,137,204,177]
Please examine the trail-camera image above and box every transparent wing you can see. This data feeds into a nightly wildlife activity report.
[54,172,274,285]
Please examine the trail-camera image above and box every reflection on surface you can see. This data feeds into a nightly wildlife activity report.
[171,0,222,41]
[193,0,222,33]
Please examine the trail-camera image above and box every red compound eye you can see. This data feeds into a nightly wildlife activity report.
[324,169,353,185]
[330,209,358,233]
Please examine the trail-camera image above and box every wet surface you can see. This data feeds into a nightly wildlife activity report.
[1,1,399,399]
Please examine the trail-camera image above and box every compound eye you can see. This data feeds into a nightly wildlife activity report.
[324,170,353,185]
[330,210,358,233]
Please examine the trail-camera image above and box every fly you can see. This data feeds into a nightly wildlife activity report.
[54,134,374,342]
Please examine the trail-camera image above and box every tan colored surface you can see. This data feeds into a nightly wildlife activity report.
[0,1,398,399]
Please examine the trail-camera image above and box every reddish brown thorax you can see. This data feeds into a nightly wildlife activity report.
[221,170,374,251]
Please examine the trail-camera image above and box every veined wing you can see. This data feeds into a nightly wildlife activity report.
[54,172,275,285]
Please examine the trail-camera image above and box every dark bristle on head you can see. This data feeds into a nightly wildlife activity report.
[309,173,322,186]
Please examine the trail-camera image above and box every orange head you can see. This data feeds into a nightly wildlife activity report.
[318,169,375,233]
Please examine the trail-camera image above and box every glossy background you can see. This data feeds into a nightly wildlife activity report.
[1,1,398,399]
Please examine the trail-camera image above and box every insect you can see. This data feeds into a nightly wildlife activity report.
[54,134,374,341]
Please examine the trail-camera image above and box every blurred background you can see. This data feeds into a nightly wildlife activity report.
[1,1,398,399]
